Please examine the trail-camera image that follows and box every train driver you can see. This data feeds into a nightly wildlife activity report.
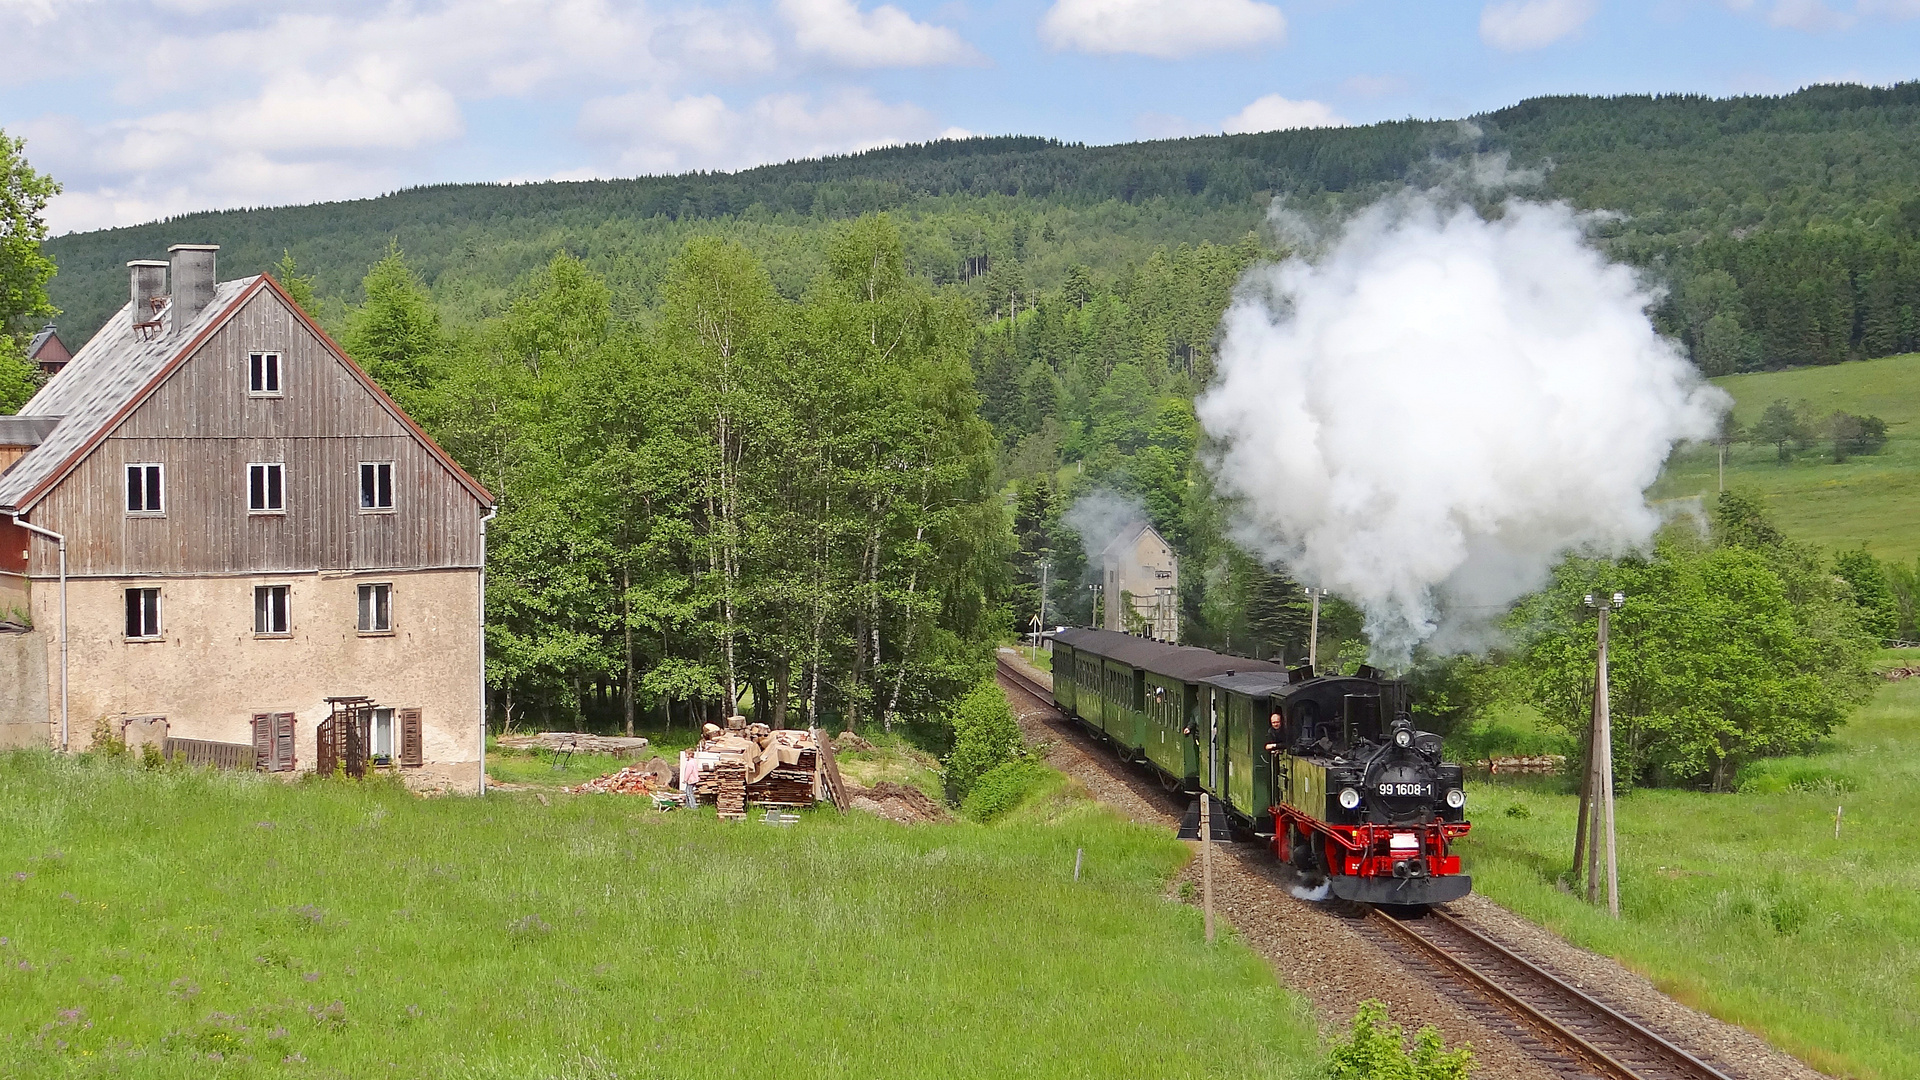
[1264,711,1284,756]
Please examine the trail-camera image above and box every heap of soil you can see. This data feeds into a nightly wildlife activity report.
[848,781,952,824]
[833,730,876,753]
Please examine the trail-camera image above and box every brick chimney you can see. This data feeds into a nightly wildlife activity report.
[128,260,168,332]
[167,244,219,333]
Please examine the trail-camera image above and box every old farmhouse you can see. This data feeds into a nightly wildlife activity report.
[0,245,494,790]
[1099,521,1179,643]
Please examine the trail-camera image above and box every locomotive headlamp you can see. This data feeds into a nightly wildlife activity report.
[1445,788,1466,809]
[1393,726,1413,748]
[1338,787,1361,810]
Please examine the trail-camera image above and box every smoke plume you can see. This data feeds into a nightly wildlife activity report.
[1062,488,1148,564]
[1197,194,1727,664]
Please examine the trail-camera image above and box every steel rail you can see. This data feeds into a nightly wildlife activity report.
[997,653,1735,1080]
[1366,907,1735,1080]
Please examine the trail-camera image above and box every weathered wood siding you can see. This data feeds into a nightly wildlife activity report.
[29,288,484,577]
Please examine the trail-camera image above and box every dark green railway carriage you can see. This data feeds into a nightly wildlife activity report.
[1051,628,1283,799]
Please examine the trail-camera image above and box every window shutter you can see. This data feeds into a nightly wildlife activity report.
[399,708,423,767]
[274,712,296,772]
[251,713,273,771]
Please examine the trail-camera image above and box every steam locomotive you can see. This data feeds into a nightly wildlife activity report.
[1049,627,1471,906]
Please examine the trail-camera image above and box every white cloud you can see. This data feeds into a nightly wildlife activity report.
[579,87,949,175]
[1223,94,1347,134]
[1040,0,1285,59]
[1479,0,1597,51]
[778,0,982,67]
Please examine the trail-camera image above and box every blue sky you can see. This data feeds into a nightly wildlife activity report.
[3,0,1918,234]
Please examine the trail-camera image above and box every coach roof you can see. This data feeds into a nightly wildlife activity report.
[1053,627,1283,683]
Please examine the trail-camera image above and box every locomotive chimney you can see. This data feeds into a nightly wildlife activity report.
[167,244,219,333]
[128,260,168,330]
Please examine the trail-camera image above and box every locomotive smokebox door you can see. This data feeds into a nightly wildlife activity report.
[1177,795,1235,841]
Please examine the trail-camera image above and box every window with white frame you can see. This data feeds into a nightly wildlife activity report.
[125,464,163,514]
[124,588,161,639]
[357,583,392,633]
[248,463,285,513]
[359,462,393,511]
[369,707,396,764]
[249,352,281,395]
[254,585,290,635]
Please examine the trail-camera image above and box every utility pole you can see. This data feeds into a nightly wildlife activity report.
[1038,557,1049,634]
[1577,591,1624,918]
[1307,588,1324,670]
[1089,583,1103,631]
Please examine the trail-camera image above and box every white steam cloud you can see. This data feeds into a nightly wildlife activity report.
[1197,194,1728,664]
[1063,488,1149,564]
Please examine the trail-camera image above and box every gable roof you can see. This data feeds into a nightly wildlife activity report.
[25,325,63,360]
[0,274,492,513]
[1100,520,1167,559]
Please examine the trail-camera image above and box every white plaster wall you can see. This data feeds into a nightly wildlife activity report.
[30,568,481,780]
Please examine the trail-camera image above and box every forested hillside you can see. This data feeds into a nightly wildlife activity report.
[42,82,1920,374]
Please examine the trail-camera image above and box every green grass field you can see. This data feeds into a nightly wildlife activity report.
[1458,655,1920,1080]
[0,752,1320,1079]
[1654,352,1920,562]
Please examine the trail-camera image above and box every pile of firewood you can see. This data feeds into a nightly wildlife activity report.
[570,764,664,795]
[687,726,824,813]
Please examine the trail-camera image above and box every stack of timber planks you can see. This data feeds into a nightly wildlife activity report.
[497,732,652,757]
[688,726,823,814]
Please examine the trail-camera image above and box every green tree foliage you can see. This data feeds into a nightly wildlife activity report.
[0,130,58,413]
[1833,548,1899,640]
[1326,1000,1473,1080]
[944,679,1023,798]
[272,251,318,318]
[1750,399,1807,462]
[343,243,445,403]
[403,217,1008,734]
[1825,411,1888,462]
[1514,494,1877,790]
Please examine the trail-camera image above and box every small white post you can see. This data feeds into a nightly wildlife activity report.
[1073,847,1083,882]
[1200,796,1216,944]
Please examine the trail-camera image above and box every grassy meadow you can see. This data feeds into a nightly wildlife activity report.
[1457,653,1920,1080]
[1654,352,1920,562]
[0,751,1321,1080]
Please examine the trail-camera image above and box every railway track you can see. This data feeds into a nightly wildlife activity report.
[1361,906,1736,1080]
[994,653,1740,1080]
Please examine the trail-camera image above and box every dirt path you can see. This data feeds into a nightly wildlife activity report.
[995,650,1823,1080]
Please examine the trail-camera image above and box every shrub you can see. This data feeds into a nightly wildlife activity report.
[944,679,1023,799]
[1326,1000,1473,1080]
[961,760,1051,823]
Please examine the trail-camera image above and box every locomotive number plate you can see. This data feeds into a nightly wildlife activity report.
[1377,783,1431,797]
